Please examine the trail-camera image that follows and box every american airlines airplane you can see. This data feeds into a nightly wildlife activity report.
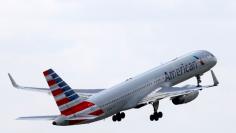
[9,50,219,126]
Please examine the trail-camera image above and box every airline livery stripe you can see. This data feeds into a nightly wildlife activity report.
[43,69,54,76]
[58,82,66,87]
[51,73,58,78]
[61,86,70,92]
[50,84,59,91]
[56,98,70,106]
[59,98,81,111]
[46,76,53,81]
[89,109,104,116]
[48,80,56,86]
[54,93,66,101]
[61,101,94,116]
[52,89,63,96]
[55,78,62,83]
[64,90,75,97]
[43,71,49,76]
[68,120,84,125]
[68,94,79,101]
[64,89,72,94]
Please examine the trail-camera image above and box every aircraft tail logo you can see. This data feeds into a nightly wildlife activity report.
[43,69,104,118]
[43,69,80,113]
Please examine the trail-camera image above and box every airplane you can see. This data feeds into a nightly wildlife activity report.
[8,50,219,126]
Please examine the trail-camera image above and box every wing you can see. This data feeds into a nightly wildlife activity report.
[138,70,219,105]
[138,85,201,104]
[17,115,59,121]
[8,73,105,98]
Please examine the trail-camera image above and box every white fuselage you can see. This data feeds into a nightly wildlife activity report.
[80,50,217,124]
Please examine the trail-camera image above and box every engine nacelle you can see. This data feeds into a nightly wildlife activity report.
[172,91,199,105]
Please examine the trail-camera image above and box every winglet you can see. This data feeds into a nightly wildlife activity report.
[211,70,219,86]
[8,73,20,88]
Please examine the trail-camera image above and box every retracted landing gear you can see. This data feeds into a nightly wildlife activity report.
[196,74,202,87]
[150,101,163,121]
[112,112,125,122]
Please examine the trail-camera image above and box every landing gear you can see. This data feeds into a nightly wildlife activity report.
[112,112,125,122]
[150,112,163,121]
[150,101,163,121]
[196,75,202,87]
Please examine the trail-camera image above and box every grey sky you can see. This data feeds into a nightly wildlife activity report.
[0,0,235,132]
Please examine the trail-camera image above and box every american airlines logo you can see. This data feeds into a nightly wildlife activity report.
[164,61,198,81]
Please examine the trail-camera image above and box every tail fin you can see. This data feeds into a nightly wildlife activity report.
[43,69,81,114]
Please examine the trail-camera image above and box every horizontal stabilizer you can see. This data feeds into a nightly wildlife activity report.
[8,73,105,96]
[8,73,51,94]
[17,115,59,121]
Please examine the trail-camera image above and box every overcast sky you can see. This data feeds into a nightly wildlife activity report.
[1,0,236,132]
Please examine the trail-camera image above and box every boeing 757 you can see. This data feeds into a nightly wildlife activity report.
[9,50,219,126]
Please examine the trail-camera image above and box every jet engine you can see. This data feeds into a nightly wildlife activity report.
[171,91,199,105]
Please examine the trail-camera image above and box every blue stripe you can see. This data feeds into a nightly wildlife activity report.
[58,82,66,87]
[61,86,70,92]
[65,90,75,97]
[51,73,58,79]
[55,78,62,83]
[48,69,54,75]
[68,94,79,101]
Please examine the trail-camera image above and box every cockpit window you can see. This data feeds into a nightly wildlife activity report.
[193,55,205,65]
[193,56,200,60]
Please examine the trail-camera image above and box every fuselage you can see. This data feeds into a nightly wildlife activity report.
[71,50,217,124]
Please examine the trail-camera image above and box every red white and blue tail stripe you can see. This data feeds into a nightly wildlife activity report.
[43,69,104,125]
[43,69,80,112]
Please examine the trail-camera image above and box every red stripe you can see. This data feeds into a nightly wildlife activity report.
[61,101,94,116]
[56,98,70,106]
[52,89,63,96]
[68,120,85,125]
[89,109,104,116]
[43,71,49,76]
[48,80,56,86]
